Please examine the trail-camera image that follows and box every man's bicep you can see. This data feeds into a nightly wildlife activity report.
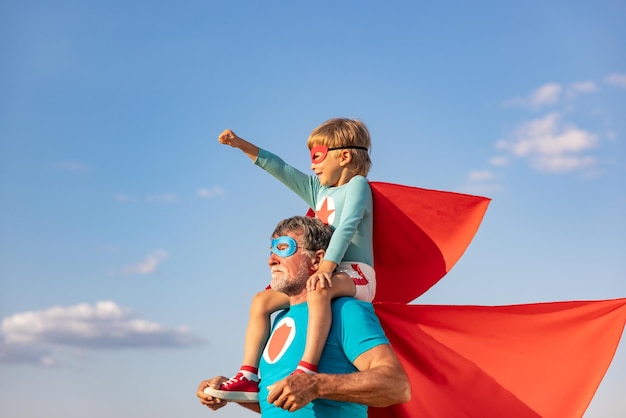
[352,343,401,371]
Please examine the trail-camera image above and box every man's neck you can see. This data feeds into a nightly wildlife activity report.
[288,290,308,306]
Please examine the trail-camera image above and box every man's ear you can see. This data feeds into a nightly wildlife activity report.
[311,249,325,271]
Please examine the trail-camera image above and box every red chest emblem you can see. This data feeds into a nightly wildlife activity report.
[263,317,296,364]
[315,198,336,225]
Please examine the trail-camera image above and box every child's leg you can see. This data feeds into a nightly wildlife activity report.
[217,288,289,399]
[298,273,356,373]
[241,288,289,368]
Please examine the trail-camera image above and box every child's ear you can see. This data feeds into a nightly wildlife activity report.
[339,149,352,166]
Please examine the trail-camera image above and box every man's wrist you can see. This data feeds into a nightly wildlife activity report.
[310,373,331,399]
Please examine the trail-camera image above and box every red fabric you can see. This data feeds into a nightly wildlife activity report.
[362,182,625,417]
[370,299,626,418]
[368,182,491,303]
[305,180,625,417]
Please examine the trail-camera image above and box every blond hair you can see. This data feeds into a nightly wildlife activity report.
[307,118,372,176]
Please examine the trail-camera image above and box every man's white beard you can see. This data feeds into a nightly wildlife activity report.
[270,263,309,296]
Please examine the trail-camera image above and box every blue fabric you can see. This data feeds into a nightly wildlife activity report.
[258,297,389,417]
[271,236,298,257]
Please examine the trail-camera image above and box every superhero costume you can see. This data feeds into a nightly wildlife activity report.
[259,298,388,417]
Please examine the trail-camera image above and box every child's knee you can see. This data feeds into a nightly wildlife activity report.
[250,289,287,315]
[250,291,272,314]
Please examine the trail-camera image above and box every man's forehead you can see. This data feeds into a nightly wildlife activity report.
[273,231,302,239]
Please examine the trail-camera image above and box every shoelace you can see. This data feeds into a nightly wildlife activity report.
[222,373,246,388]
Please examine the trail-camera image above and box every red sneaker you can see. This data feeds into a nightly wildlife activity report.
[203,372,259,403]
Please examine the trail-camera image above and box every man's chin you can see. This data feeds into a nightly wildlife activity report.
[269,276,283,291]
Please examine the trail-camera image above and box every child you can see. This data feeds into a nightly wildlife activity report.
[210,118,376,402]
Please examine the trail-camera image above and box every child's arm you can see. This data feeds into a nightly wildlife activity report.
[219,128,320,210]
[323,177,373,266]
[218,129,260,161]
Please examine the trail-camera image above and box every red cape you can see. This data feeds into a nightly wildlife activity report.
[369,182,491,303]
[371,299,626,418]
[363,181,626,418]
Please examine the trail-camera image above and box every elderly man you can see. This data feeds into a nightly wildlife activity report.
[197,216,410,416]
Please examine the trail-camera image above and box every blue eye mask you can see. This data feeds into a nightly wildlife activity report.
[271,236,298,257]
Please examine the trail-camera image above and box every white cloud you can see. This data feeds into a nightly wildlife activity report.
[528,83,562,108]
[0,337,54,366]
[123,250,169,275]
[606,73,626,88]
[463,170,503,196]
[530,155,596,173]
[566,81,597,99]
[197,186,225,199]
[467,170,495,182]
[504,80,599,110]
[504,83,562,110]
[496,113,599,173]
[0,301,204,366]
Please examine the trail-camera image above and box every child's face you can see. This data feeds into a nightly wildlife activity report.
[310,145,333,164]
[310,146,345,187]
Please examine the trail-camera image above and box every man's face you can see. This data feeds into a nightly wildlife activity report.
[268,231,314,296]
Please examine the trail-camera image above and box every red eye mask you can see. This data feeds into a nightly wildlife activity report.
[310,145,368,164]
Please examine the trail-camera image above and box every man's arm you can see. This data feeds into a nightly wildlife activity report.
[322,343,411,406]
[266,343,410,412]
[197,377,261,414]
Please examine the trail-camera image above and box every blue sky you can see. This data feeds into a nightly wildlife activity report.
[1,1,624,417]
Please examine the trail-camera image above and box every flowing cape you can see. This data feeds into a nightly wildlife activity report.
[361,181,625,417]
[370,299,626,418]
[369,181,491,303]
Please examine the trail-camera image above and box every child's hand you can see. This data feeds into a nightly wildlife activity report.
[218,129,242,147]
[217,129,259,161]
[307,271,333,291]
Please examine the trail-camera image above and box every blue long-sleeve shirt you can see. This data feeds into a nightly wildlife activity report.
[255,148,373,266]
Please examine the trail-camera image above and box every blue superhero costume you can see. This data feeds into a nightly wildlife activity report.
[259,297,389,417]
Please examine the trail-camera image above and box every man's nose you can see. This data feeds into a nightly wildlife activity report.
[268,252,280,266]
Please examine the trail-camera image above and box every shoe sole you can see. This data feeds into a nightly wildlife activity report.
[203,386,259,403]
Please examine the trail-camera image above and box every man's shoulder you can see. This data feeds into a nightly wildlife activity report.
[332,296,370,306]
[328,298,388,356]
[331,297,374,315]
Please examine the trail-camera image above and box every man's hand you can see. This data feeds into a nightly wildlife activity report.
[197,377,229,411]
[267,373,320,412]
